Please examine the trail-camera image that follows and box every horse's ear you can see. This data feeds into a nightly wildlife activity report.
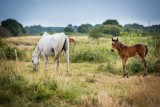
[117,38,118,42]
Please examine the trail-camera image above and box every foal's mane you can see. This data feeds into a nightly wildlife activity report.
[117,41,127,48]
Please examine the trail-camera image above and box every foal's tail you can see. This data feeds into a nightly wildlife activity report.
[145,45,148,56]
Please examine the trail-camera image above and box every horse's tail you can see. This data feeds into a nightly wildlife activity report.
[145,45,148,56]
[53,36,65,62]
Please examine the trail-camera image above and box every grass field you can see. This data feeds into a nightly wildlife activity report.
[0,34,160,107]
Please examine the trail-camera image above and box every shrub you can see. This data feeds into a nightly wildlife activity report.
[70,45,112,63]
[89,26,104,38]
[28,79,57,102]
[102,25,122,36]
[127,57,154,75]
[0,46,24,60]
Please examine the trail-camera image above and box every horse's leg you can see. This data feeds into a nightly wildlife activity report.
[122,57,129,78]
[44,55,48,71]
[56,57,60,74]
[65,49,69,72]
[141,57,147,77]
[42,52,48,71]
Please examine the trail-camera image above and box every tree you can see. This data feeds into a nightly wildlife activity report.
[0,26,12,37]
[1,19,25,36]
[103,19,120,26]
[64,27,74,32]
[102,25,122,36]
[89,25,104,38]
[78,24,93,33]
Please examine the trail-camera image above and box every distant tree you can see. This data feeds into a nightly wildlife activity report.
[123,23,144,33]
[1,19,25,36]
[89,25,104,38]
[64,27,74,32]
[103,19,121,26]
[0,26,12,37]
[102,25,122,36]
[68,24,73,28]
[78,24,93,33]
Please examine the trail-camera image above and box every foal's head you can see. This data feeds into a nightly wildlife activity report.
[111,38,119,52]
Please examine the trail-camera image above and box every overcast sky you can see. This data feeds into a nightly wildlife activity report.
[0,0,160,27]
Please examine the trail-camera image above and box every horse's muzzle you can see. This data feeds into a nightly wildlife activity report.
[111,49,114,52]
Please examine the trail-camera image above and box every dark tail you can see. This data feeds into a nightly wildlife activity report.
[145,46,148,56]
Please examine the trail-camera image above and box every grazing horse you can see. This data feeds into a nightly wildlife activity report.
[69,37,76,45]
[32,32,69,73]
[111,38,148,77]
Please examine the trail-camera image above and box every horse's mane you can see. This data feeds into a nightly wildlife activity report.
[32,43,41,57]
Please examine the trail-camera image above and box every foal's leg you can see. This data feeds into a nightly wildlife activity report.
[141,57,147,77]
[122,57,129,78]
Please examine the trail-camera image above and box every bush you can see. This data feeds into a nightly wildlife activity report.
[89,26,104,38]
[0,46,24,60]
[102,25,122,36]
[28,79,57,102]
[70,45,112,63]
[154,60,160,74]
[127,57,154,75]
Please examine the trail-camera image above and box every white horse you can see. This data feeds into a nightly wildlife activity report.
[32,32,69,72]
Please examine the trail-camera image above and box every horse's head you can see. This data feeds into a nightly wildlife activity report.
[32,55,40,70]
[111,38,118,52]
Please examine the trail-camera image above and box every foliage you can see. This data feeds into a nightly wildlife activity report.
[102,25,122,36]
[121,32,141,37]
[70,44,115,63]
[64,26,74,33]
[25,25,64,35]
[123,23,144,33]
[127,57,154,74]
[78,24,93,33]
[0,26,12,37]
[89,25,104,38]
[28,79,57,102]
[0,46,24,60]
[103,19,121,26]
[1,19,25,36]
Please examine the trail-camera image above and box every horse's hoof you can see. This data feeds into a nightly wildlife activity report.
[143,73,147,77]
[123,74,125,78]
[123,73,129,78]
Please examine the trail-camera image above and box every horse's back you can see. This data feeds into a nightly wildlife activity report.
[38,32,68,55]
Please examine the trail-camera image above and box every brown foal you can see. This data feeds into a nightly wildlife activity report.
[111,38,148,77]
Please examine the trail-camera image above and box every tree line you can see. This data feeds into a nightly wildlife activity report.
[0,18,160,38]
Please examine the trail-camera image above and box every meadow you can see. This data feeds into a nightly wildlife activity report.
[0,34,160,107]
